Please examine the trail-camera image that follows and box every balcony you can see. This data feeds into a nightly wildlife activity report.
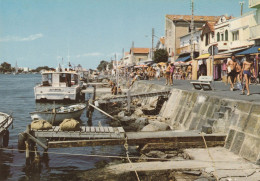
[250,24,260,40]
[176,44,199,55]
[249,0,260,8]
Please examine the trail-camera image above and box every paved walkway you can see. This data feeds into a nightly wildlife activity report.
[140,78,260,103]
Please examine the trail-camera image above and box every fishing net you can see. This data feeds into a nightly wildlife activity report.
[59,118,80,131]
[31,120,52,130]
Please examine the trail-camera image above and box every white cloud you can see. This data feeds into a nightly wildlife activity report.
[0,33,43,42]
[76,52,102,58]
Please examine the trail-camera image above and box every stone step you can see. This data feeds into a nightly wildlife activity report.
[214,112,225,119]
[207,118,217,126]
[219,106,232,113]
[201,125,213,134]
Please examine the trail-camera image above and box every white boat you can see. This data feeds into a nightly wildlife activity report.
[30,104,86,124]
[0,112,13,147]
[34,70,83,101]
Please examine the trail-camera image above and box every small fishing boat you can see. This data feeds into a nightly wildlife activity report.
[30,104,86,124]
[0,112,13,147]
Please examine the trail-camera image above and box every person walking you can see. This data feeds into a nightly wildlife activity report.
[227,54,238,91]
[169,63,174,85]
[155,65,161,80]
[165,63,171,85]
[242,55,255,96]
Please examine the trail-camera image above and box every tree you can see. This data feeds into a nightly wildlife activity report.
[0,62,12,72]
[97,60,112,71]
[154,49,169,63]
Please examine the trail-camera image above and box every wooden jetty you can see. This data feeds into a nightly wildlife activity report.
[27,127,226,149]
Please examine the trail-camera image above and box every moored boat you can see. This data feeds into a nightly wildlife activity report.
[30,104,86,124]
[0,112,13,147]
[34,70,84,102]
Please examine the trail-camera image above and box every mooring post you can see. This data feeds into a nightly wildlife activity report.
[25,124,31,165]
[127,89,131,113]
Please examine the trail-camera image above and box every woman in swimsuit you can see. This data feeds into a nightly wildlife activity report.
[242,55,255,95]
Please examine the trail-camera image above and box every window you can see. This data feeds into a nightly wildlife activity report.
[221,33,224,41]
[205,33,209,46]
[225,30,228,41]
[232,30,239,41]
[217,32,220,42]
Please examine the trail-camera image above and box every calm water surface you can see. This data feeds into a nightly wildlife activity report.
[0,74,126,181]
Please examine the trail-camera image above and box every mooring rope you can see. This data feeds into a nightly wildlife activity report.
[200,132,219,181]
[124,137,140,181]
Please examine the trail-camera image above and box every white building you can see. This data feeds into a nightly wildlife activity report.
[249,0,260,45]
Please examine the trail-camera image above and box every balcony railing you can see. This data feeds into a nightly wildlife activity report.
[249,0,260,8]
[177,44,199,55]
[250,24,260,39]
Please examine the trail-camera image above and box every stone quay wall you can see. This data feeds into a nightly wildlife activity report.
[131,81,260,164]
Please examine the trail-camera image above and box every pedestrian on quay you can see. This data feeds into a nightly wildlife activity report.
[227,54,238,91]
[155,64,161,80]
[169,63,175,85]
[187,64,192,80]
[242,55,255,96]
[235,61,242,90]
[165,63,171,85]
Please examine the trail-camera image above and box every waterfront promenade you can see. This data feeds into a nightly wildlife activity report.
[140,78,260,103]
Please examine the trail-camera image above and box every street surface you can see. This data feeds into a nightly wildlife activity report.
[140,78,260,103]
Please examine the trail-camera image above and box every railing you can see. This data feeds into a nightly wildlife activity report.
[250,24,260,39]
[177,44,199,55]
[249,0,260,8]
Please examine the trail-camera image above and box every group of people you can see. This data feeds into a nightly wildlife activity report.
[227,54,256,95]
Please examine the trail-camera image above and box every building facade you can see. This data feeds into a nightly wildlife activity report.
[165,15,220,62]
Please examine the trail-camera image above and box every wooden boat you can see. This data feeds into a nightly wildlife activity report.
[0,112,13,147]
[30,104,86,124]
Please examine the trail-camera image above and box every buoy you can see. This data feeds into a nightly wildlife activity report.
[3,130,9,147]
[18,132,26,153]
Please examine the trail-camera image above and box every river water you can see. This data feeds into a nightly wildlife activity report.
[0,74,127,181]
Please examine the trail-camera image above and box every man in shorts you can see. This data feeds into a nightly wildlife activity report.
[227,54,237,91]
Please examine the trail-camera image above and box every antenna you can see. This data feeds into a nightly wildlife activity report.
[239,1,245,16]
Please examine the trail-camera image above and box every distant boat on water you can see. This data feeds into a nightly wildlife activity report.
[13,61,19,75]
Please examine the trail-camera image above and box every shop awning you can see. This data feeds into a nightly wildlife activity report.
[195,53,210,60]
[213,53,230,59]
[175,55,191,62]
[217,47,248,55]
[236,46,260,55]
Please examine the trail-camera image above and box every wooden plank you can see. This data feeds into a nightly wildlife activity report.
[54,126,59,132]
[108,127,114,133]
[117,127,125,133]
[99,127,105,133]
[86,127,90,132]
[104,127,109,132]
[95,127,100,133]
[90,127,95,133]
[80,126,86,132]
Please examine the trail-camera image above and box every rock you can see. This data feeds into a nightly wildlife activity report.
[118,111,125,118]
[151,121,171,131]
[120,116,134,122]
[145,151,167,159]
[133,108,143,116]
[141,124,158,132]
[135,117,148,126]
[183,170,201,176]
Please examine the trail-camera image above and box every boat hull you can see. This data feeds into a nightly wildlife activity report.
[30,105,86,124]
[0,112,13,147]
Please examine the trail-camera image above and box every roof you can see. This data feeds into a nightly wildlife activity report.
[207,22,215,31]
[130,48,150,54]
[166,14,220,22]
[236,46,260,55]
[160,37,165,45]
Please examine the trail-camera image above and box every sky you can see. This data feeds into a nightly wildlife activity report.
[0,0,251,69]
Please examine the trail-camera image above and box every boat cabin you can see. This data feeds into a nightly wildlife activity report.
[41,71,79,87]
